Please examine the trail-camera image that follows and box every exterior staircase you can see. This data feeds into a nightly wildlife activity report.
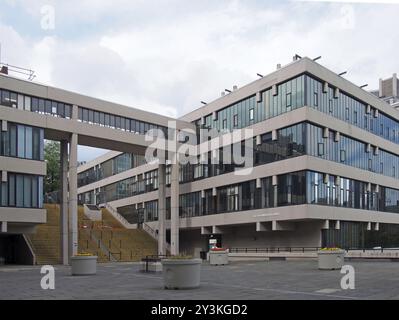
[27,204,61,265]
[27,204,157,265]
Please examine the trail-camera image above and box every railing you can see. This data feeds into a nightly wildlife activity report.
[141,223,171,252]
[344,247,399,253]
[229,247,399,254]
[104,203,136,229]
[142,223,158,239]
[141,254,170,272]
[229,247,322,253]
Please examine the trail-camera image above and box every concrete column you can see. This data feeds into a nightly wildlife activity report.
[60,140,69,265]
[170,160,180,255]
[1,221,7,233]
[157,164,166,255]
[68,133,78,258]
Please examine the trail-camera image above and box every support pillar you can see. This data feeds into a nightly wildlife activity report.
[158,164,166,255]
[170,161,179,255]
[68,133,78,258]
[60,140,69,265]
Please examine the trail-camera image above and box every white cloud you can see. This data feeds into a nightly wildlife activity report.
[0,0,398,161]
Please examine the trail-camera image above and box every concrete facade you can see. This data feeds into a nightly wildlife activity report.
[1,56,399,263]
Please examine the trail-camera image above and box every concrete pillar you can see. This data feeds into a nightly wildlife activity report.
[170,160,179,255]
[212,226,223,234]
[256,221,271,232]
[1,170,7,182]
[1,221,7,233]
[1,120,7,131]
[60,140,69,265]
[201,226,212,235]
[321,220,330,230]
[158,164,166,255]
[68,133,78,258]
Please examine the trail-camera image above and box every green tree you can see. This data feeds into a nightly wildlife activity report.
[44,141,60,194]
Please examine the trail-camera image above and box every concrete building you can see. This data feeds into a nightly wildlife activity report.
[370,73,399,110]
[1,57,399,263]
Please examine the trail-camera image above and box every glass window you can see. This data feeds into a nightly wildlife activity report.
[31,97,38,112]
[17,94,24,110]
[17,125,25,158]
[32,176,38,208]
[88,110,94,123]
[318,142,324,156]
[10,92,17,108]
[286,93,292,108]
[340,150,346,162]
[57,103,65,117]
[51,101,57,114]
[45,100,52,114]
[313,92,318,107]
[249,108,254,121]
[82,108,88,122]
[24,175,32,207]
[8,174,15,206]
[1,90,10,106]
[94,111,100,124]
[16,175,24,207]
[329,99,333,113]
[25,126,33,159]
[38,99,45,113]
[65,104,72,119]
[9,124,17,157]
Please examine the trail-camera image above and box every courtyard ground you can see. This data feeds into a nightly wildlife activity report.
[1,259,398,300]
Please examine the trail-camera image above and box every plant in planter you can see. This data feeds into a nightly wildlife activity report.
[317,247,345,270]
[161,254,202,289]
[70,253,98,276]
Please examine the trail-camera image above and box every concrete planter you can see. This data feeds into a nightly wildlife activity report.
[161,258,202,289]
[209,250,229,265]
[317,250,345,270]
[71,256,97,275]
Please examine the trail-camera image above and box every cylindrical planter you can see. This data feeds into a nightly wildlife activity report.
[71,256,97,275]
[161,259,202,289]
[209,250,229,265]
[317,250,345,270]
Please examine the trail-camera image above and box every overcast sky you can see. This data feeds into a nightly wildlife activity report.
[1,0,398,161]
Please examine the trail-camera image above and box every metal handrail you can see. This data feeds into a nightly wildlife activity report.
[229,247,399,253]
[229,247,321,253]
[142,254,170,272]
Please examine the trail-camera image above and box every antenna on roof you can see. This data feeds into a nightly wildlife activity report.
[224,89,232,93]
[0,44,36,81]
[200,101,207,105]
[360,84,368,89]
[293,54,302,61]
[313,56,322,62]
[338,71,347,76]
[257,73,264,78]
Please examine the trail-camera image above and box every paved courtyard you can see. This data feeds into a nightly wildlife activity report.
[1,260,399,300]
